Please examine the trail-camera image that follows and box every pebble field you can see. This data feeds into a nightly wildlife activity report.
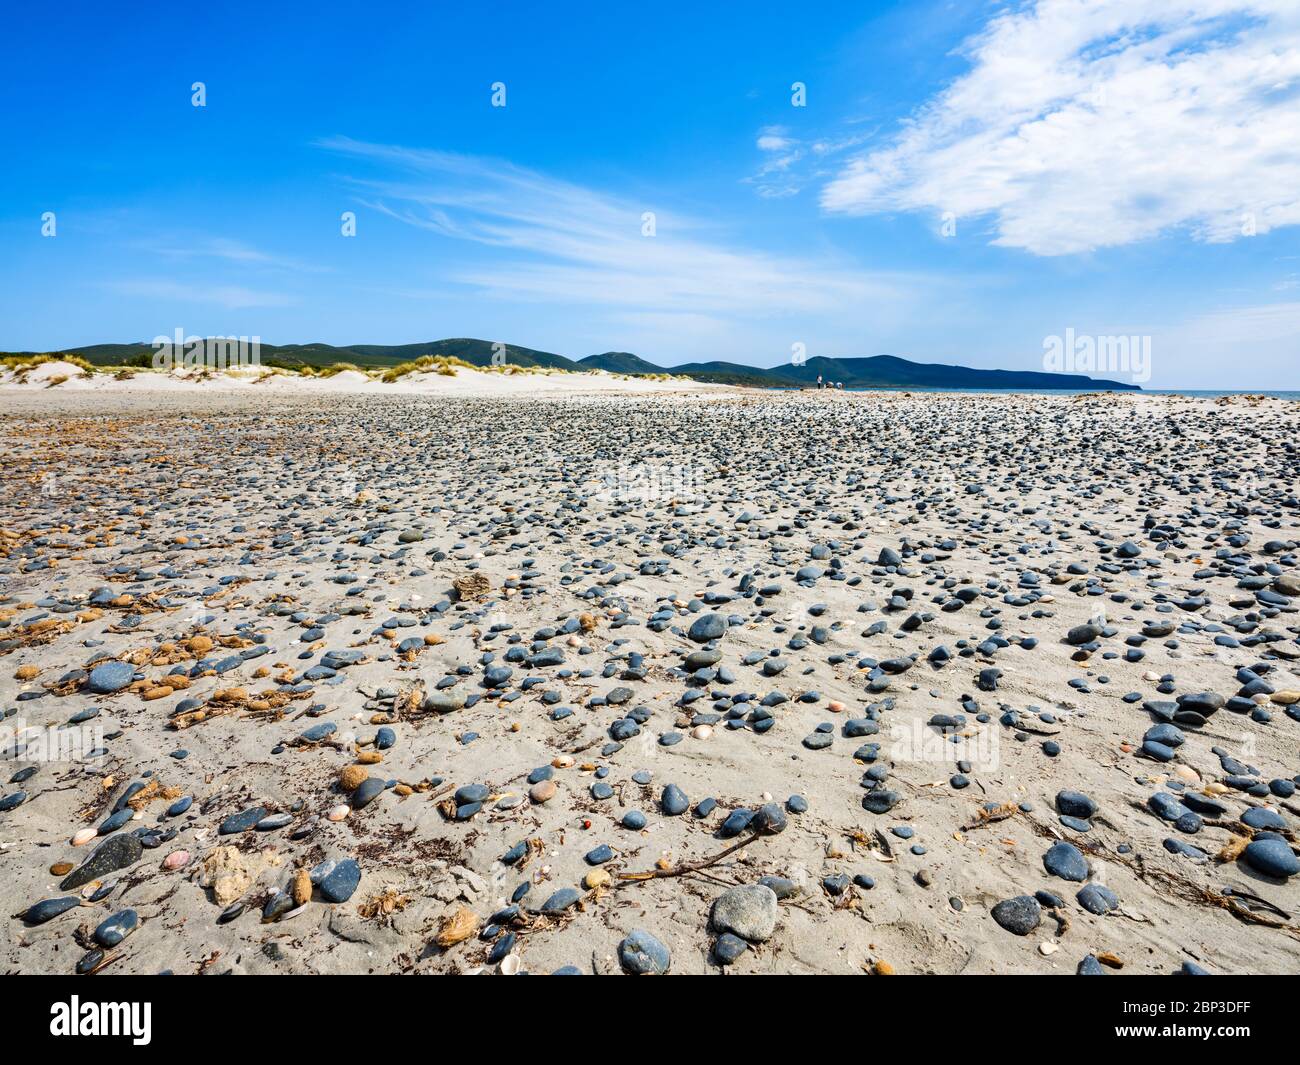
[1,387,1298,975]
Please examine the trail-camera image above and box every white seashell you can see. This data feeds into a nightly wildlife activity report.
[72,828,97,846]
[326,804,350,822]
[498,954,521,975]
[691,725,712,740]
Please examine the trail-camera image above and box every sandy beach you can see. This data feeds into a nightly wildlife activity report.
[1,380,1297,975]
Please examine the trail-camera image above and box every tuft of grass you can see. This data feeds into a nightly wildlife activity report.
[379,354,475,382]
[315,361,363,378]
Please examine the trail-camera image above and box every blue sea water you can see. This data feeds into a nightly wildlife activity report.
[842,387,1300,399]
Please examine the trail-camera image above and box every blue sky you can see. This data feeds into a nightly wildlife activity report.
[1,0,1297,387]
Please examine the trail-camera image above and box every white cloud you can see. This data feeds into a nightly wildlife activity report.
[321,135,922,317]
[146,237,325,273]
[749,126,805,197]
[756,127,796,153]
[821,0,1300,255]
[102,279,293,309]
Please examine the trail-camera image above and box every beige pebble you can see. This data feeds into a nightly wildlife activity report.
[529,779,557,803]
[338,765,369,791]
[163,850,190,871]
[691,725,712,740]
[584,869,611,889]
[291,868,312,905]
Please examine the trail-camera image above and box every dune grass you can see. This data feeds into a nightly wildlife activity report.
[379,355,477,382]
[2,353,95,381]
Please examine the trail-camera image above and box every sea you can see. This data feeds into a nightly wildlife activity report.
[841,387,1300,399]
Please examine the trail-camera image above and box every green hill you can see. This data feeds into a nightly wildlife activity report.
[2,338,1141,390]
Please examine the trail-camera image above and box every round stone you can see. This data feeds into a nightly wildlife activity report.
[991,895,1041,935]
[618,929,671,974]
[710,883,779,943]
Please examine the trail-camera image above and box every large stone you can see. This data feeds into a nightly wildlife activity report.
[618,929,671,974]
[60,833,143,890]
[710,884,779,943]
[1042,841,1089,881]
[1242,838,1299,880]
[687,613,726,643]
[421,691,466,714]
[86,661,134,694]
[318,858,362,902]
[991,895,1040,935]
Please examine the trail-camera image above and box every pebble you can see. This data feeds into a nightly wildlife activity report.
[710,884,779,942]
[618,929,671,974]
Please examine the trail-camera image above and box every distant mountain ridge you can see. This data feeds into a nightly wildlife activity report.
[8,337,1141,391]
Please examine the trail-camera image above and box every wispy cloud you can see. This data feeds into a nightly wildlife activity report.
[748,125,805,198]
[820,0,1300,255]
[145,237,325,273]
[101,279,293,309]
[319,135,923,323]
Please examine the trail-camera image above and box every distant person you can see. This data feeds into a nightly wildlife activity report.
[817,374,823,389]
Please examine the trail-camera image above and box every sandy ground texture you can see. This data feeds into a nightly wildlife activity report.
[0,386,1298,976]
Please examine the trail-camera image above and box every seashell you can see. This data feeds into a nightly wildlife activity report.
[326,803,350,822]
[72,828,97,846]
[498,954,521,975]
